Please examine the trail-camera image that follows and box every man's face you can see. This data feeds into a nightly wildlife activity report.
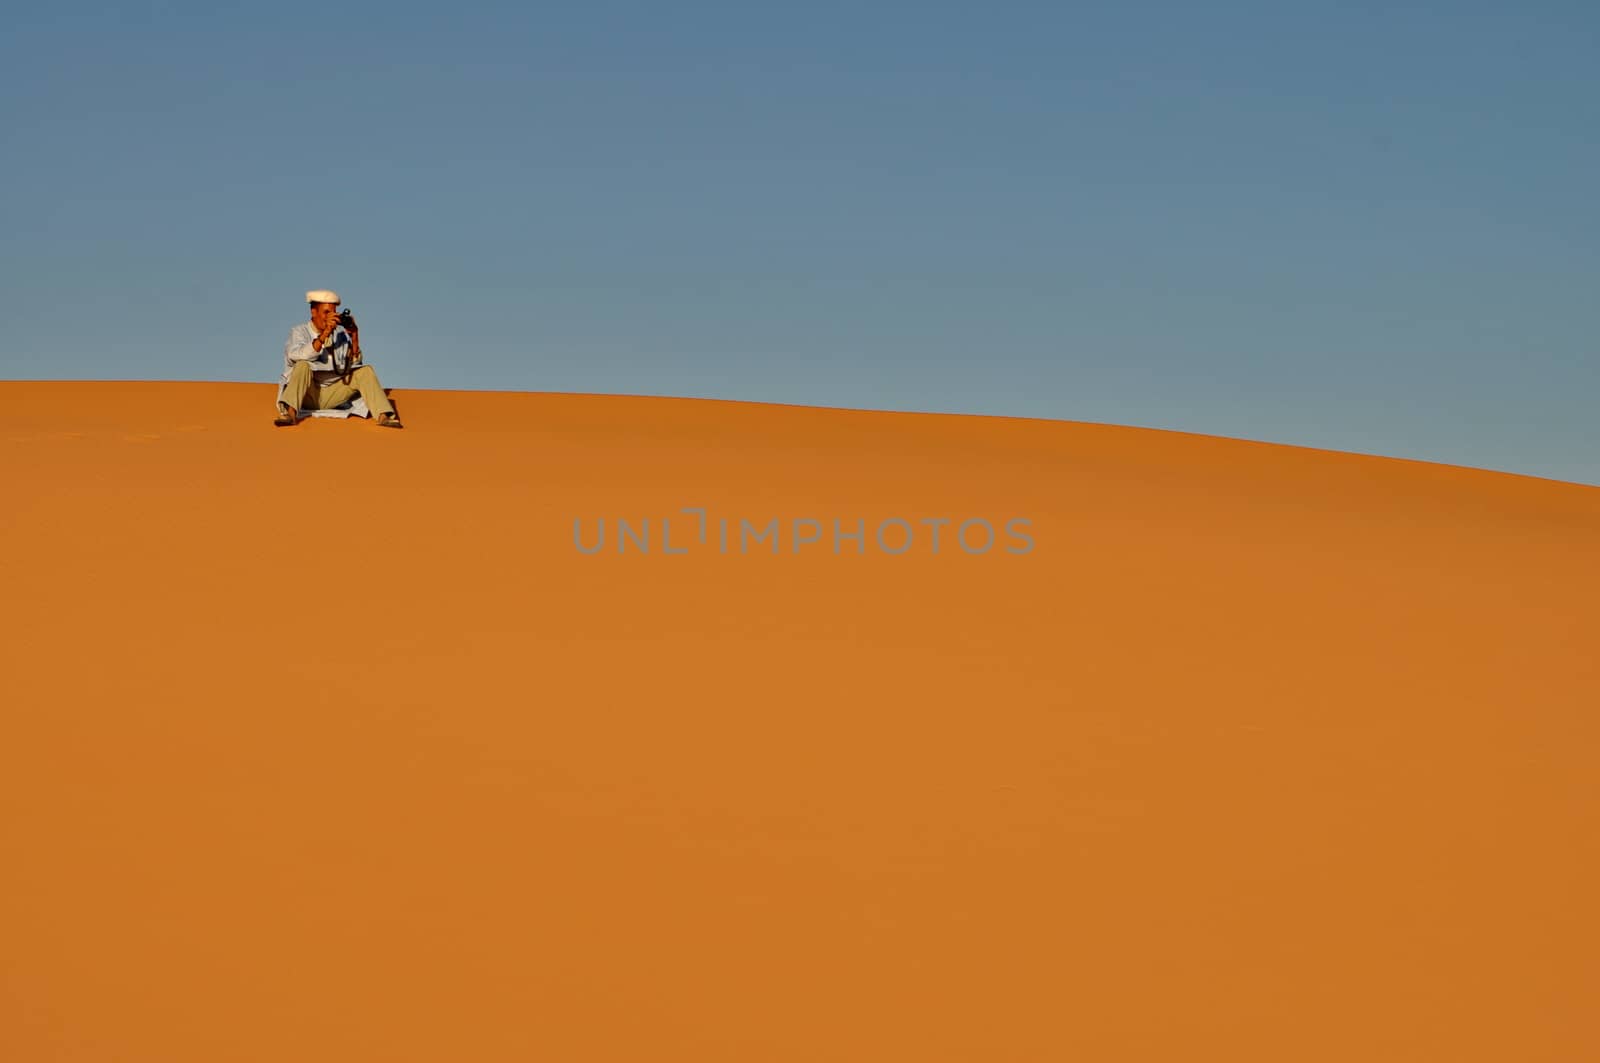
[310,302,339,331]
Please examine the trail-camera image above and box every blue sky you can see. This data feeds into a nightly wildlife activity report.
[2,1,1595,485]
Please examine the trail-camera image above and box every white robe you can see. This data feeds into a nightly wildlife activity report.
[298,396,373,419]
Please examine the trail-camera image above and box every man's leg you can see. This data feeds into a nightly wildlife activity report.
[280,361,316,414]
[346,366,396,418]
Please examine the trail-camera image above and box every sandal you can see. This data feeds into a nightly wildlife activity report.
[273,403,298,427]
[377,412,404,429]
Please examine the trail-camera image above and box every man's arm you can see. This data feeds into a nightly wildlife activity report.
[285,325,318,364]
[284,324,338,365]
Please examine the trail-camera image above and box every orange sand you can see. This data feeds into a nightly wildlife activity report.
[2,381,1596,1061]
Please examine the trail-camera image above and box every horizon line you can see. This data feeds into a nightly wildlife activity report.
[4,377,1596,492]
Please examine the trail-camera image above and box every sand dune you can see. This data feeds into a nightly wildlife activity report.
[3,381,1596,1061]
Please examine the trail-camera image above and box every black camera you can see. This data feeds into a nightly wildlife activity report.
[338,309,357,330]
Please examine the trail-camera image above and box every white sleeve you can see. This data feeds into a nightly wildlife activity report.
[285,327,319,364]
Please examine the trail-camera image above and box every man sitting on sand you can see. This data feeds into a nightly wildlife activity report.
[274,289,403,428]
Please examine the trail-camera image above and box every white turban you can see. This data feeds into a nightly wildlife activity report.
[305,289,340,305]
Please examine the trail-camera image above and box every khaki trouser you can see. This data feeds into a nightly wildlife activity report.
[281,360,395,416]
